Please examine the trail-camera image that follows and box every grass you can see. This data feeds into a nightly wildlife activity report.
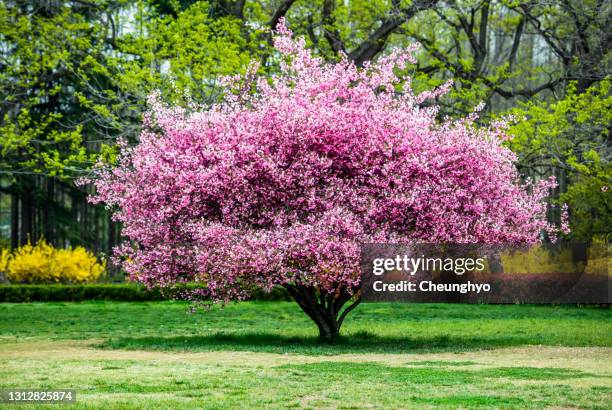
[0,301,611,408]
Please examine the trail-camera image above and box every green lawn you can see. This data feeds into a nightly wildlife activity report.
[0,302,611,409]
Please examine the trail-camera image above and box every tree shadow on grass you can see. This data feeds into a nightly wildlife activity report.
[97,330,551,355]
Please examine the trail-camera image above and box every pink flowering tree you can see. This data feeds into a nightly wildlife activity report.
[91,21,560,340]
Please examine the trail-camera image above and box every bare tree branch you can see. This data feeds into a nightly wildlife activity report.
[348,0,439,66]
[269,0,298,30]
[508,16,525,71]
[322,0,346,54]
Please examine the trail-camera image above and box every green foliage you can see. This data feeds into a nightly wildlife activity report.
[0,284,290,302]
[506,81,611,241]
[0,2,127,178]
[117,1,259,106]
[0,284,163,302]
[0,1,258,178]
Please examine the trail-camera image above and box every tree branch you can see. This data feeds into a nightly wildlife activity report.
[337,295,361,328]
[516,3,570,64]
[485,77,561,98]
[322,0,346,54]
[269,0,298,30]
[348,0,439,66]
[508,16,525,71]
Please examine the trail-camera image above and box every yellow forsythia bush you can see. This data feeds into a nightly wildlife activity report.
[2,240,105,283]
[500,245,580,274]
[0,248,9,274]
[499,242,611,275]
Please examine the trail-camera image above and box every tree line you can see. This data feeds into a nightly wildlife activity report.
[0,0,609,254]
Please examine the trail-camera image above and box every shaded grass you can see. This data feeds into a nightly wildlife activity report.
[98,330,604,355]
[0,302,610,354]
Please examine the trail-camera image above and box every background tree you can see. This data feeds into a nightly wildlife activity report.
[0,0,131,251]
[116,1,256,105]
[507,80,611,241]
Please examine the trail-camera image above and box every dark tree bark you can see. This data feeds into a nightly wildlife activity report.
[317,0,439,67]
[10,191,19,249]
[43,177,55,243]
[269,0,298,30]
[209,0,246,19]
[19,176,34,246]
[348,0,440,67]
[283,284,361,341]
[108,217,116,254]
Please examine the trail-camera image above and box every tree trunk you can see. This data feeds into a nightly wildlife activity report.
[43,177,55,243]
[10,190,19,249]
[20,177,34,245]
[282,284,361,341]
[108,216,116,254]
